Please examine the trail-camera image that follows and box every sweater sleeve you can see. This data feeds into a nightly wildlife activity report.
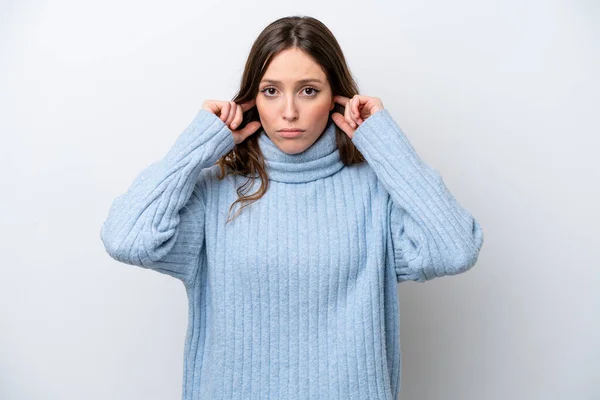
[100,109,235,286]
[351,109,484,283]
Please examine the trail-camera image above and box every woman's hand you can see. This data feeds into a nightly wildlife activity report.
[331,95,384,139]
[202,99,262,145]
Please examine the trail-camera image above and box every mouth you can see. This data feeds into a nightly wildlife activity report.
[277,129,305,138]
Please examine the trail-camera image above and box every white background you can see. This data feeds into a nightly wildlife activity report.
[1,0,598,399]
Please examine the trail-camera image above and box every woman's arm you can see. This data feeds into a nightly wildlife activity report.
[351,109,484,283]
[99,110,234,286]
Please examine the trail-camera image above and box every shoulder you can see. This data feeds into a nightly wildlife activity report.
[192,164,232,197]
[342,159,379,183]
[198,163,222,181]
[197,163,234,186]
[341,161,391,200]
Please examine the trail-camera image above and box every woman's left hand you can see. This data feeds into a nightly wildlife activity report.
[332,95,384,139]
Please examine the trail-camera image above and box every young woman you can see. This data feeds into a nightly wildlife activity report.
[100,15,484,400]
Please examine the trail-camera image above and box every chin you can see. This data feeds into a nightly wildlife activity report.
[275,141,310,155]
[264,130,311,154]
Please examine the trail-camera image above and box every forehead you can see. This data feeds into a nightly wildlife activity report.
[261,48,326,83]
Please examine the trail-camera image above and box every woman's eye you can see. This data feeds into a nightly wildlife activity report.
[261,87,320,97]
[259,87,277,96]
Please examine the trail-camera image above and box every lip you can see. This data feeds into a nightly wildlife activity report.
[278,128,305,138]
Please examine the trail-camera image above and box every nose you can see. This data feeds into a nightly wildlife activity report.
[282,96,298,121]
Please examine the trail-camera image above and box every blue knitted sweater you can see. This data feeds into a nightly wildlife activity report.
[100,108,484,399]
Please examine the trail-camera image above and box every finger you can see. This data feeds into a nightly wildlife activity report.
[335,95,360,127]
[225,101,237,126]
[209,101,223,117]
[352,96,363,124]
[352,96,360,119]
[235,121,262,143]
[350,96,361,125]
[240,98,256,113]
[230,104,243,130]
[333,95,350,106]
[331,112,355,137]
[345,99,357,129]
[218,102,230,122]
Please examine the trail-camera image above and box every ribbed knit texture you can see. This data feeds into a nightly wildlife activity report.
[100,108,484,399]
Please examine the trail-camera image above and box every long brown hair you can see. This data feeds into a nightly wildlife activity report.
[217,15,365,223]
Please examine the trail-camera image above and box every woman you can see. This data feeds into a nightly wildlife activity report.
[100,15,484,400]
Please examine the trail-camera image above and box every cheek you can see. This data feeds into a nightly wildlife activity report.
[316,94,333,109]
[255,101,273,123]
[256,98,276,112]
[308,98,333,117]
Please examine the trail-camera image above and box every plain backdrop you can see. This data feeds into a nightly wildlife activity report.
[1,0,598,399]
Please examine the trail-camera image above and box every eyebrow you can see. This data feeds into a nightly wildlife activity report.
[260,78,323,85]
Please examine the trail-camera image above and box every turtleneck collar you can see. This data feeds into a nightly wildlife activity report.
[257,118,345,183]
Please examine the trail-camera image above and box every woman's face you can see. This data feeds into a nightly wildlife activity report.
[255,47,335,155]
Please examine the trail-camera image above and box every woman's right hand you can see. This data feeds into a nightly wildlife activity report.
[202,99,262,145]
